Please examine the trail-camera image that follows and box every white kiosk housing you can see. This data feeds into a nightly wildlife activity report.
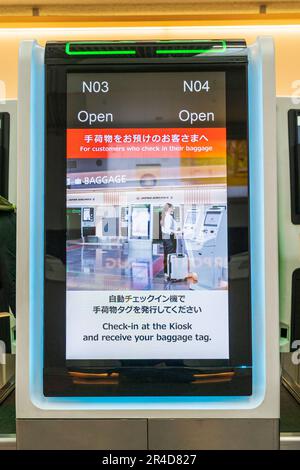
[16,37,280,450]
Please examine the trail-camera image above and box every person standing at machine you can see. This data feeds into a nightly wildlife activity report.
[160,203,178,278]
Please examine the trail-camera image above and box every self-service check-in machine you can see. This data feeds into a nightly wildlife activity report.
[128,203,152,256]
[17,37,279,449]
[81,207,96,241]
[277,97,300,403]
[0,102,17,206]
[0,100,17,403]
[188,205,227,289]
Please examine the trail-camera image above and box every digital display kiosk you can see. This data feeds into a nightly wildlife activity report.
[130,205,150,239]
[17,37,279,450]
[44,39,251,396]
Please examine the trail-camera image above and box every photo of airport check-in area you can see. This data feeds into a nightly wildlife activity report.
[67,185,228,291]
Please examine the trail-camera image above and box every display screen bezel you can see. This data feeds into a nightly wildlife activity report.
[44,57,252,397]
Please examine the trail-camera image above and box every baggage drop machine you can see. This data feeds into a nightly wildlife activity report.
[16,37,279,449]
[0,99,17,403]
[277,96,300,403]
[188,205,227,289]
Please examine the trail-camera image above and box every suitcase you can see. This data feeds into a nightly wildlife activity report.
[167,233,188,281]
[167,253,189,281]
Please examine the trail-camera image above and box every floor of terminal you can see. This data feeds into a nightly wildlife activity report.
[67,243,190,290]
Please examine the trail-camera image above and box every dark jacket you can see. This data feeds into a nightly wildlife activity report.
[0,196,16,315]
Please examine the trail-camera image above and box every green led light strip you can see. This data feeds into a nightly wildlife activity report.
[65,40,227,56]
[156,41,227,55]
[65,42,136,56]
